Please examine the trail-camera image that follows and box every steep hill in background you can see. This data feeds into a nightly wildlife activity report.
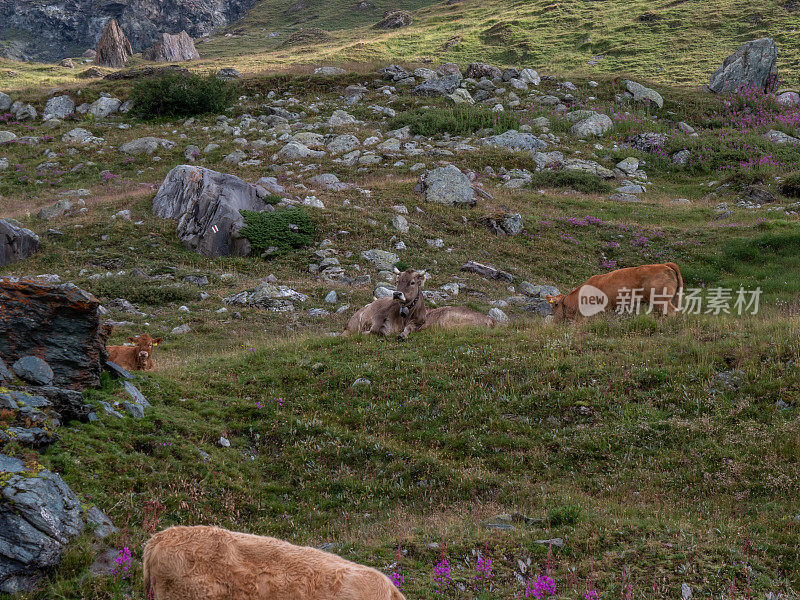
[198,0,800,86]
[0,0,256,61]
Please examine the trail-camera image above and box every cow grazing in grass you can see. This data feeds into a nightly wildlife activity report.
[143,526,405,600]
[107,334,162,371]
[423,306,496,330]
[344,269,427,340]
[546,262,683,322]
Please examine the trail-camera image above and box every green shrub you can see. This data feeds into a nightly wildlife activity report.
[548,504,581,527]
[780,172,800,198]
[239,208,315,256]
[389,105,520,136]
[130,72,238,119]
[91,277,200,305]
[527,170,612,194]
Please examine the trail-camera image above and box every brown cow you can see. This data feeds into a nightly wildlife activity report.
[107,334,162,371]
[344,269,427,340]
[143,526,405,600]
[546,262,683,322]
[422,306,496,330]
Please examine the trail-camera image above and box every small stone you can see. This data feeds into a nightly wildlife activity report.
[218,436,231,447]
[325,290,338,303]
[351,377,371,387]
[171,324,191,334]
[488,308,509,324]
[12,356,54,386]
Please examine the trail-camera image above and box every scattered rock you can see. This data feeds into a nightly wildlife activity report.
[120,137,176,155]
[374,10,412,29]
[142,31,200,62]
[0,220,40,267]
[709,38,778,93]
[624,80,664,108]
[488,307,509,324]
[361,249,398,271]
[422,165,476,207]
[223,282,309,311]
[461,261,513,282]
[570,113,613,137]
[43,96,74,119]
[95,19,133,68]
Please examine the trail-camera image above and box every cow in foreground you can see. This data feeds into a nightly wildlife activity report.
[107,334,162,371]
[546,262,683,322]
[344,269,427,340]
[143,525,405,600]
[423,306,496,330]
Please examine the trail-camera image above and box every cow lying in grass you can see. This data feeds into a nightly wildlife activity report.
[546,262,683,322]
[144,525,405,600]
[107,334,162,371]
[423,306,496,330]
[344,269,427,340]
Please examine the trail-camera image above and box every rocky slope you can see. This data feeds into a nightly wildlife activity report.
[0,0,256,61]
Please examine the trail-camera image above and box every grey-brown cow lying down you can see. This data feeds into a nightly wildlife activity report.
[423,306,496,330]
[344,269,427,340]
[144,525,405,600]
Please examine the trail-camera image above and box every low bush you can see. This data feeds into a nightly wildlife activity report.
[91,277,200,305]
[389,105,520,136]
[527,170,612,194]
[780,172,800,197]
[239,208,315,256]
[130,72,238,119]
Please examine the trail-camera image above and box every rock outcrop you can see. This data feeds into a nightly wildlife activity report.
[95,19,133,68]
[142,31,200,62]
[0,0,255,62]
[0,454,115,593]
[152,165,275,257]
[0,278,110,389]
[0,220,40,267]
[709,38,778,94]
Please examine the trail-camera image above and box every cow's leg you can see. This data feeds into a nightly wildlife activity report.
[398,321,420,341]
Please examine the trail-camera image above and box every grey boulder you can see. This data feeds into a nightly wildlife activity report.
[152,165,274,257]
[709,38,778,94]
[570,113,613,137]
[11,357,54,386]
[422,165,476,207]
[120,137,176,155]
[481,130,547,152]
[0,456,112,593]
[0,220,40,267]
[43,96,75,119]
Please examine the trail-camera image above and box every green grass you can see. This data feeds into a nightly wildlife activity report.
[389,105,520,136]
[1,63,800,600]
[527,171,613,195]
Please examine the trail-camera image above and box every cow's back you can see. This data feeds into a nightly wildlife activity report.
[424,306,495,329]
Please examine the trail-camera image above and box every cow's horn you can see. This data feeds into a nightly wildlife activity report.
[394,267,400,274]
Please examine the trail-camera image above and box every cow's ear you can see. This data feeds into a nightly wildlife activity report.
[153,338,163,345]
[127,336,138,343]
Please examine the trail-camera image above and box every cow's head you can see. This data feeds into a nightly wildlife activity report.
[127,334,163,367]
[393,269,426,314]
[545,294,572,323]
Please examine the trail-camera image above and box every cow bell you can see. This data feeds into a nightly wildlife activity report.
[400,306,409,318]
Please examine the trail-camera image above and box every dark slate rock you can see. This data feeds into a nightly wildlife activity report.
[525,299,554,316]
[0,220,40,268]
[461,260,514,283]
[121,401,145,419]
[0,359,13,383]
[34,387,90,422]
[0,277,110,390]
[85,506,117,539]
[123,381,150,407]
[11,357,54,386]
[9,392,52,410]
[6,427,56,448]
[0,461,86,593]
[104,360,134,380]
